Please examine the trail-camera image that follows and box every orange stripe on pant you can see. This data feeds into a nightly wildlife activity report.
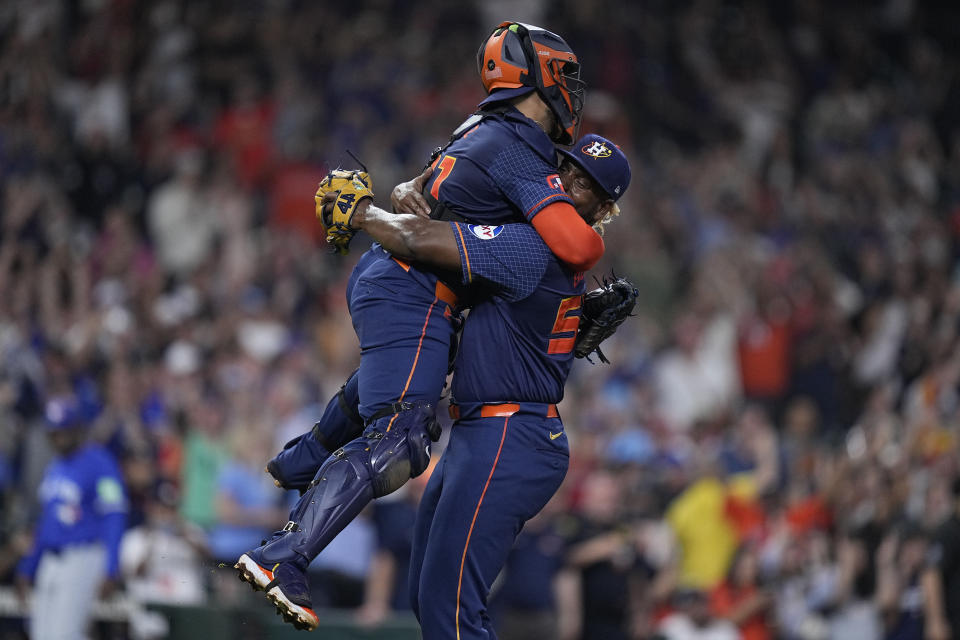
[454,414,510,639]
[379,255,457,431]
[386,294,438,432]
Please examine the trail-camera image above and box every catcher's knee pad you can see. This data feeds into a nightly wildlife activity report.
[365,403,441,497]
[265,371,363,493]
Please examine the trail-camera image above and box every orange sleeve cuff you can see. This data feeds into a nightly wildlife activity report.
[530,202,605,271]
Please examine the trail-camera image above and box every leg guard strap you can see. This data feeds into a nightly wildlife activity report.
[366,400,415,424]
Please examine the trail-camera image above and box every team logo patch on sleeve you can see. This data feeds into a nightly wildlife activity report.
[468,224,503,240]
[546,174,564,190]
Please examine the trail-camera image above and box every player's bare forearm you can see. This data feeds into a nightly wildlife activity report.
[352,201,462,271]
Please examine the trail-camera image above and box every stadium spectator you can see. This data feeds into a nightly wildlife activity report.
[657,588,739,640]
[355,473,430,628]
[488,496,571,640]
[922,477,960,640]
[558,469,652,640]
[709,545,773,640]
[207,427,287,565]
[119,481,209,606]
[876,525,927,640]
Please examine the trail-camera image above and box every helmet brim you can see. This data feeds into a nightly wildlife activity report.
[558,148,615,200]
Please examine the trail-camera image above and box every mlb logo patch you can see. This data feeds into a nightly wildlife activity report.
[468,224,503,240]
[546,174,564,190]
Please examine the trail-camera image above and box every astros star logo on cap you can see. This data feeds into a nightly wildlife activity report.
[582,141,612,158]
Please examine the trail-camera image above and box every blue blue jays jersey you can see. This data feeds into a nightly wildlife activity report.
[17,443,127,578]
[448,222,586,403]
[424,107,572,225]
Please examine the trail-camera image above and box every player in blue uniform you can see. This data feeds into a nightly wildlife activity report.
[15,396,128,640]
[319,135,632,639]
[235,22,605,630]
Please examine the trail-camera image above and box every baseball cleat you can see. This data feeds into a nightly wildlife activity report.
[235,553,275,591]
[235,550,318,631]
[263,562,318,631]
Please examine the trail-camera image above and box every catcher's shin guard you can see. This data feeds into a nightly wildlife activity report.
[262,404,441,567]
[266,371,363,493]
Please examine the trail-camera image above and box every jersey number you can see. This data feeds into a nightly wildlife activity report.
[547,296,581,354]
[337,192,355,214]
[430,155,457,200]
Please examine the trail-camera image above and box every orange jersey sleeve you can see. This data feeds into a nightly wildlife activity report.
[530,201,605,272]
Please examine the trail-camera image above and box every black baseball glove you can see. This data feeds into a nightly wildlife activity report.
[574,275,639,364]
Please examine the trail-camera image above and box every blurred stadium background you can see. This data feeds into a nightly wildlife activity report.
[2,0,960,638]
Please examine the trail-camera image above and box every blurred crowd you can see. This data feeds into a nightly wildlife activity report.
[2,0,960,638]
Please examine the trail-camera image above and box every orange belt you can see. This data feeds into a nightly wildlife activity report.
[392,257,458,308]
[448,403,559,420]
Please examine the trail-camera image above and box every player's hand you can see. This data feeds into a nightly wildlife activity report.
[322,190,374,230]
[391,167,433,218]
[320,191,338,219]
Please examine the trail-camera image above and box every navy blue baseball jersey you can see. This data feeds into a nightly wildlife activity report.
[424,107,572,225]
[17,443,127,578]
[448,222,586,404]
[362,106,577,335]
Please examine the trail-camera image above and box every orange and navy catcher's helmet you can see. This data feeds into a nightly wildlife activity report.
[477,21,586,145]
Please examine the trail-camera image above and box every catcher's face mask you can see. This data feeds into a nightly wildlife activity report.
[477,22,586,145]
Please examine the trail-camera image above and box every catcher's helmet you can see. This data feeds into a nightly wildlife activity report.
[477,22,585,145]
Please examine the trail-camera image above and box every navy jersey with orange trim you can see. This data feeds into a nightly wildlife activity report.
[425,107,572,224]
[449,221,586,404]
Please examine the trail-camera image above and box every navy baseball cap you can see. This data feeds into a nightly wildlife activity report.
[45,396,84,431]
[558,134,631,201]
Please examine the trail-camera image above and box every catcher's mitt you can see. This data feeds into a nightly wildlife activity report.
[314,169,374,255]
[574,274,639,363]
